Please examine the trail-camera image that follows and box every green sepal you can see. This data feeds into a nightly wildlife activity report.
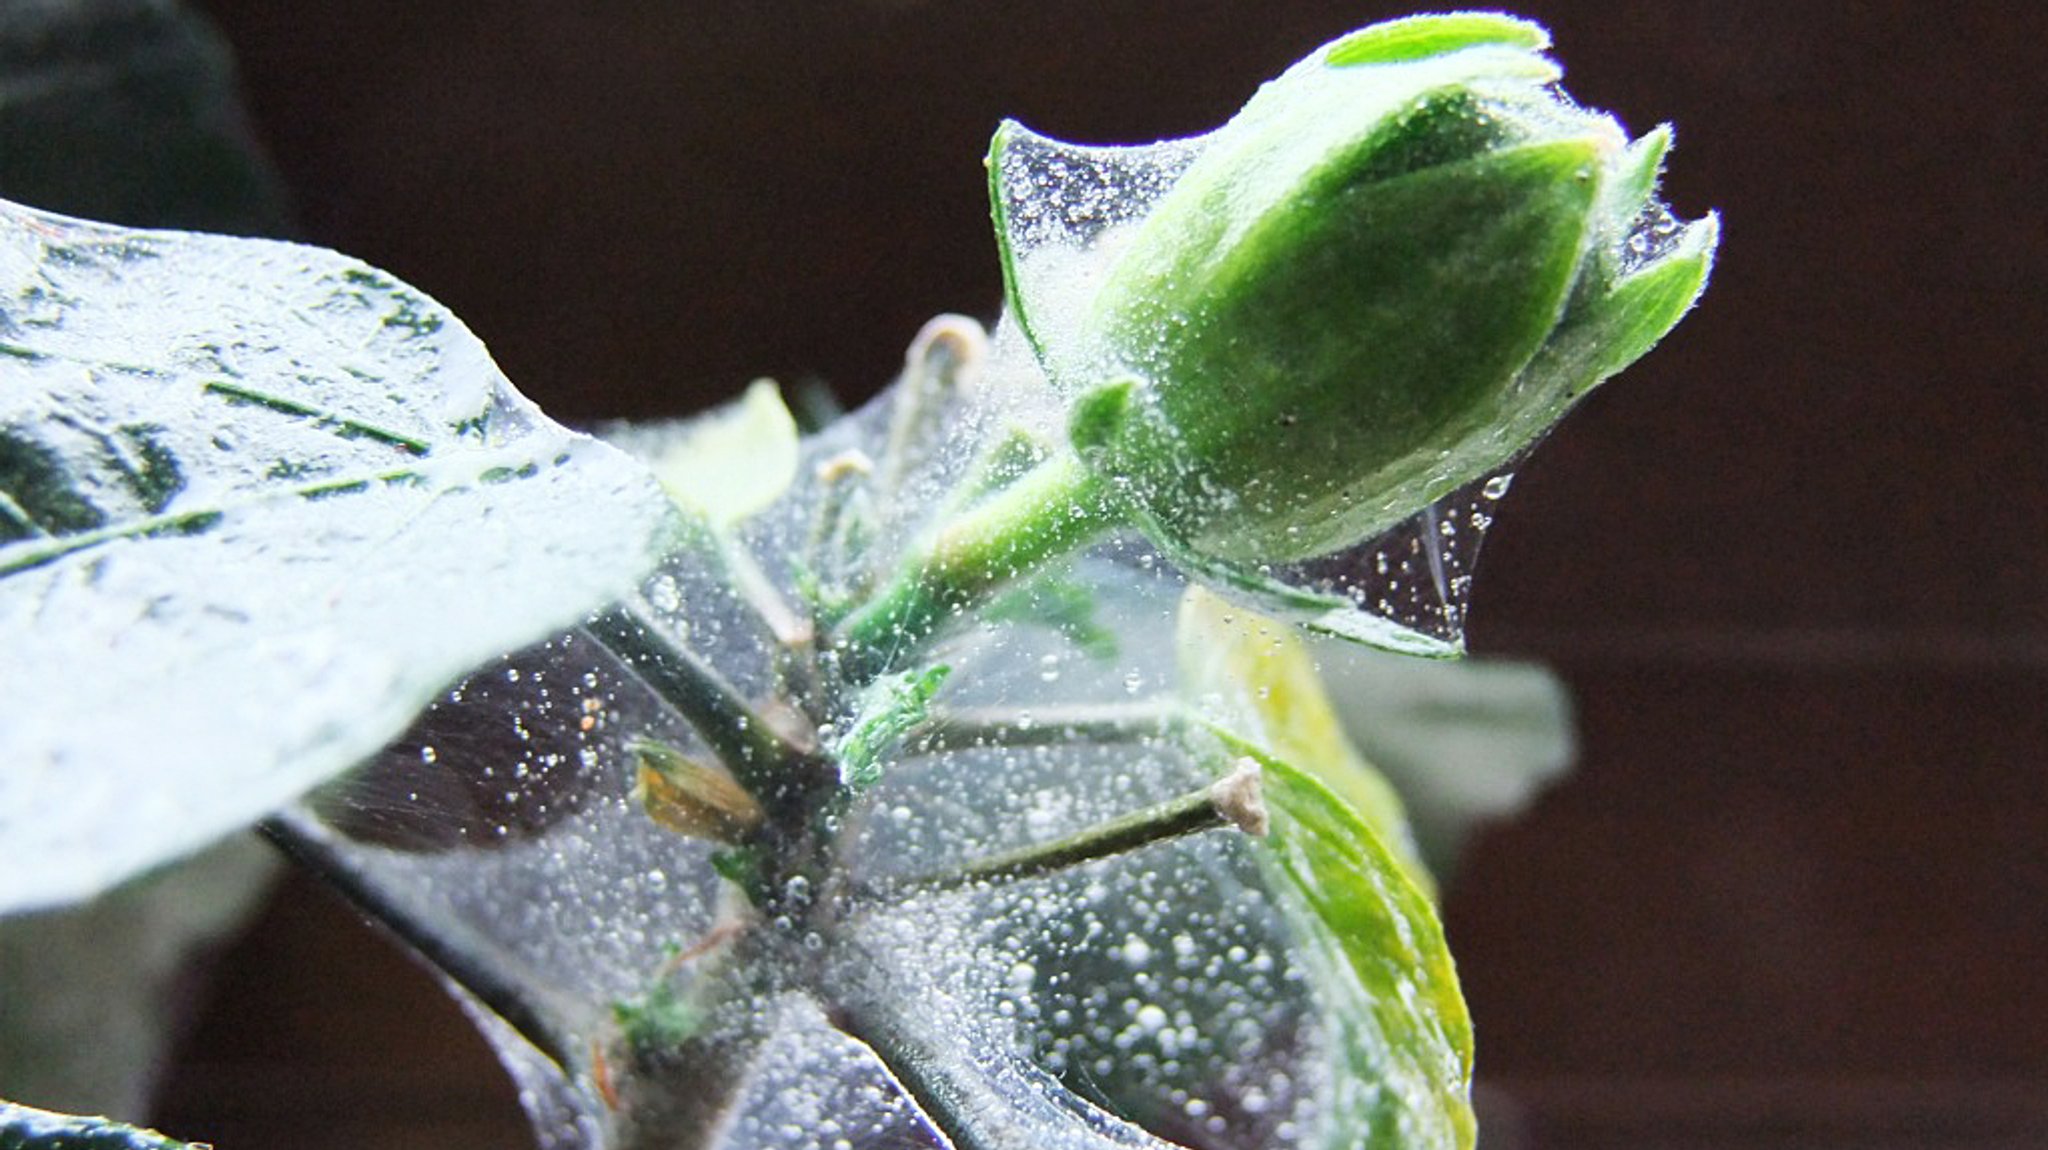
[1527,212,1720,406]
[1610,124,1675,225]
[1065,378,1137,460]
[1594,214,1719,379]
[1563,123,1677,316]
[1326,13,1549,68]
[1340,85,1517,187]
[985,119,1040,356]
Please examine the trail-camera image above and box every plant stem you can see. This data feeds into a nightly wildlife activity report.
[874,314,984,501]
[258,815,575,1071]
[833,451,1118,682]
[585,602,815,801]
[824,929,1163,1150]
[668,513,813,650]
[828,989,1075,1150]
[886,759,1266,897]
[800,448,878,625]
[909,700,1178,754]
[720,539,814,650]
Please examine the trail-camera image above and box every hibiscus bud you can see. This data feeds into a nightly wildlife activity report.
[995,13,1718,564]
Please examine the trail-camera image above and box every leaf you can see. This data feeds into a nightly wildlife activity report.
[0,837,277,1119]
[0,0,293,237]
[1175,587,1474,1144]
[0,1101,199,1150]
[1216,733,1477,1150]
[0,198,683,914]
[833,665,951,793]
[1176,587,1434,894]
[1313,638,1575,875]
[629,737,765,843]
[601,378,800,530]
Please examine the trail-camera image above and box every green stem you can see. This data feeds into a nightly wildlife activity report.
[586,603,814,801]
[909,700,1178,754]
[832,451,1118,682]
[885,759,1266,897]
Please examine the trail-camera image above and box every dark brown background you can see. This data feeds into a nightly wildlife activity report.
[146,2,2047,1147]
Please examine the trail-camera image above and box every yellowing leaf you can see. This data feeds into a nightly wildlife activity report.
[1174,585,1434,894]
[628,738,764,843]
[612,378,800,530]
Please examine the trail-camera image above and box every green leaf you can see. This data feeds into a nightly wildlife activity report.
[1218,732,1477,1149]
[833,664,951,793]
[0,198,683,914]
[983,575,1118,661]
[0,1101,198,1150]
[1174,579,1475,1144]
[612,973,703,1056]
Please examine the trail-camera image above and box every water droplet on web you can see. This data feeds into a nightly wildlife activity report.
[1620,199,1686,274]
[647,573,683,613]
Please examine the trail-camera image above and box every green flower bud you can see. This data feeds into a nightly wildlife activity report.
[992,12,1718,565]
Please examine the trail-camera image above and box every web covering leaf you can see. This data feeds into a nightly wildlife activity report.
[0,199,682,913]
